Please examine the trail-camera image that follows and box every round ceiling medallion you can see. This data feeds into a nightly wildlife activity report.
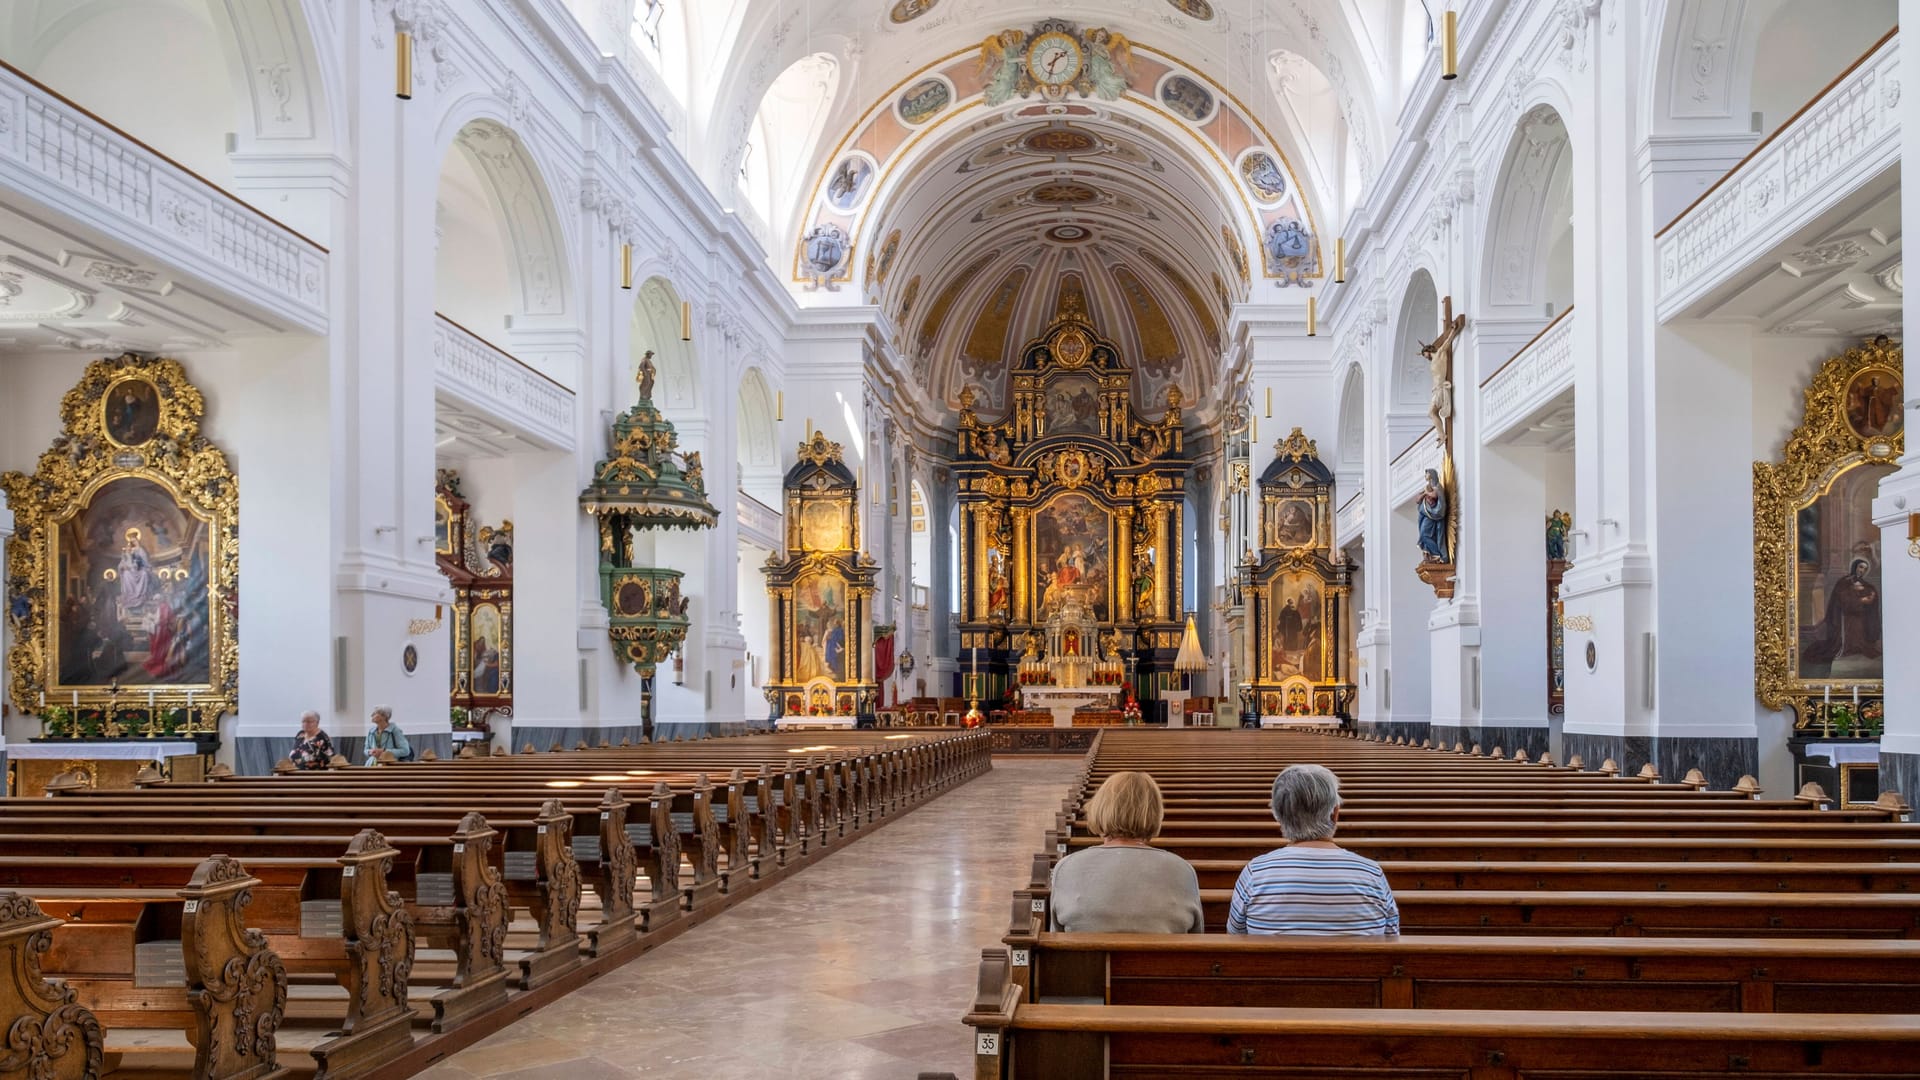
[1031,182,1099,205]
[1046,224,1092,243]
[1021,128,1100,155]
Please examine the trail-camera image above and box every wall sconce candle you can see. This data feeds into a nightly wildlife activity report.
[1334,238,1347,283]
[776,391,784,421]
[680,301,693,341]
[620,243,633,289]
[395,31,414,99]
[1441,10,1459,80]
[1306,296,1318,337]
[1264,387,1272,418]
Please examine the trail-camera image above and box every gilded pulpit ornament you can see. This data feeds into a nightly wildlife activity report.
[763,430,881,727]
[1414,296,1467,599]
[1754,336,1901,738]
[2,355,237,735]
[579,353,717,679]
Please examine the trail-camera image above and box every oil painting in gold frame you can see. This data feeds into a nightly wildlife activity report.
[2,355,239,718]
[1754,337,1901,725]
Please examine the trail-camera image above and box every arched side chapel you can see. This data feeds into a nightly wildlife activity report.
[0,0,1900,803]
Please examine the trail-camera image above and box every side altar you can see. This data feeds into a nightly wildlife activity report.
[954,295,1192,708]
[1240,429,1353,726]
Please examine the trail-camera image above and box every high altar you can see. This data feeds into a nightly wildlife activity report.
[954,297,1191,713]
[1240,429,1353,726]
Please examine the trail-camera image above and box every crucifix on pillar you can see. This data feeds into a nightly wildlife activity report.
[1415,295,1467,599]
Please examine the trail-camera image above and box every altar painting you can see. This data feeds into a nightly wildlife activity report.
[1035,494,1111,621]
[470,603,505,694]
[794,572,848,683]
[56,477,211,687]
[1270,571,1324,681]
[1044,373,1103,435]
[1795,462,1890,680]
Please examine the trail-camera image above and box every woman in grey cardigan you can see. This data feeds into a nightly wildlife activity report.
[1049,770,1204,933]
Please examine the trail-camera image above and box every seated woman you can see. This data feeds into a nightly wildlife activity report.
[1228,763,1399,935]
[1049,771,1202,934]
[290,711,335,770]
[364,705,412,764]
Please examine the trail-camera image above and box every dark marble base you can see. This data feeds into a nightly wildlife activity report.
[1560,732,1756,789]
[234,732,453,775]
[507,725,647,753]
[653,721,753,741]
[1356,720,1430,745]
[1443,725,1550,760]
[1880,752,1920,809]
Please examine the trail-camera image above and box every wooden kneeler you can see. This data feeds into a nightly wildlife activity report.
[0,892,106,1080]
[313,830,416,1080]
[428,813,509,1033]
[517,800,584,990]
[181,856,291,1080]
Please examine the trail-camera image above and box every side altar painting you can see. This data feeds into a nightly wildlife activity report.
[2,355,237,734]
[436,469,514,722]
[763,431,879,726]
[1240,429,1353,721]
[1756,336,1901,742]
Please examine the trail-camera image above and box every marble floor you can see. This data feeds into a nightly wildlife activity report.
[418,756,1080,1080]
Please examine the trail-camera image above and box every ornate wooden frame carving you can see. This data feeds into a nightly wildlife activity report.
[1754,337,1902,729]
[1,355,238,724]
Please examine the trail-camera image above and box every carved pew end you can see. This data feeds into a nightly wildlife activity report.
[1733,774,1763,797]
[1566,755,1585,771]
[207,763,235,780]
[328,754,351,769]
[1637,763,1661,781]
[419,749,439,762]
[272,758,297,775]
[1875,791,1912,820]
[1536,751,1555,767]
[490,745,507,757]
[1681,767,1708,790]
[45,768,93,794]
[1488,746,1504,760]
[133,762,169,786]
[522,742,538,754]
[1511,749,1528,764]
[1468,744,1484,758]
[1796,782,1832,808]
[457,743,479,759]
[1598,758,1619,776]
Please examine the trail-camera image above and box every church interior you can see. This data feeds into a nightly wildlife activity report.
[0,0,1915,1076]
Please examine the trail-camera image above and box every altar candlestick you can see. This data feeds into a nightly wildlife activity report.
[72,691,78,708]
[147,690,155,708]
[1824,685,1831,706]
[1853,684,1860,708]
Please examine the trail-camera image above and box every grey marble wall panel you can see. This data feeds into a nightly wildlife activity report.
[1654,736,1758,791]
[1879,751,1920,809]
[1357,720,1431,745]
[1474,725,1551,761]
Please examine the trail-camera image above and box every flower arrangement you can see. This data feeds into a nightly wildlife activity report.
[450,706,471,729]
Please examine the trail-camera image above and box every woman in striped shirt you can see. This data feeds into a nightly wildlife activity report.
[1227,763,1400,936]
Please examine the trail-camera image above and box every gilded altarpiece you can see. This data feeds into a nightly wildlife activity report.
[2,355,237,732]
[435,470,513,718]
[953,302,1190,696]
[763,432,880,723]
[1240,430,1353,718]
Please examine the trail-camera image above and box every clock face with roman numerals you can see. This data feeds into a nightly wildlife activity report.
[1026,32,1083,87]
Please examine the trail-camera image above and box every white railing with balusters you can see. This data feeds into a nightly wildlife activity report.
[1657,31,1899,319]
[0,61,327,330]
[1336,492,1366,549]
[1389,430,1443,508]
[432,316,576,451]
[1480,309,1575,443]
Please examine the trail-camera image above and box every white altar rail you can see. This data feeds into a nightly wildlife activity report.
[1656,31,1900,320]
[433,315,576,451]
[1479,308,1575,444]
[1388,428,1442,508]
[0,60,327,332]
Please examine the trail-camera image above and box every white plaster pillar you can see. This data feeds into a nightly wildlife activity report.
[320,7,453,764]
[1878,1,1920,802]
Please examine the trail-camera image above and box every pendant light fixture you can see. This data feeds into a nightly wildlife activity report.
[1306,296,1318,337]
[620,243,633,290]
[680,300,693,341]
[1334,238,1347,284]
[395,31,414,99]
[1442,9,1459,80]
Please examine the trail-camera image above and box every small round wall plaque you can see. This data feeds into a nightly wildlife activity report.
[402,643,419,675]
[1584,641,1597,672]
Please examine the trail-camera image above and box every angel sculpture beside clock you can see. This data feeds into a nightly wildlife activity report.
[979,21,1133,105]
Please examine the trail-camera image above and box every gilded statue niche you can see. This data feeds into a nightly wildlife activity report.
[1754,336,1902,734]
[2,355,238,730]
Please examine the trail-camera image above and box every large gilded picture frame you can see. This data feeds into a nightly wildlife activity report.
[1754,337,1902,729]
[2,355,239,721]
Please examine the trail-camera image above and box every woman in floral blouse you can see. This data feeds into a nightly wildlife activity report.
[290,711,335,770]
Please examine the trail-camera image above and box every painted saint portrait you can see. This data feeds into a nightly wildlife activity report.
[986,547,1011,620]
[470,603,504,695]
[1035,493,1111,621]
[1239,151,1288,204]
[56,476,210,687]
[1795,462,1892,680]
[801,499,848,551]
[1272,497,1315,549]
[1158,75,1215,123]
[1844,367,1903,439]
[434,496,453,555]
[826,156,875,211]
[795,572,848,683]
[1271,572,1324,681]
[102,378,160,447]
[888,0,940,23]
[898,78,952,126]
[1044,373,1103,435]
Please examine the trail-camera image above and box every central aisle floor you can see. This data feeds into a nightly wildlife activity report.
[417,756,1082,1080]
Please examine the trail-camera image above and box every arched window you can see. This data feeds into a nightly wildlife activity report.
[910,482,932,609]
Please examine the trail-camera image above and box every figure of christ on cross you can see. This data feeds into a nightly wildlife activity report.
[1420,296,1468,454]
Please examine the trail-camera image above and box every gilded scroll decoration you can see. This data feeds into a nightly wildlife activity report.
[1754,336,1901,732]
[1,355,237,730]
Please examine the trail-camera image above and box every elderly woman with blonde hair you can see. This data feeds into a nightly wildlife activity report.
[1049,770,1203,933]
